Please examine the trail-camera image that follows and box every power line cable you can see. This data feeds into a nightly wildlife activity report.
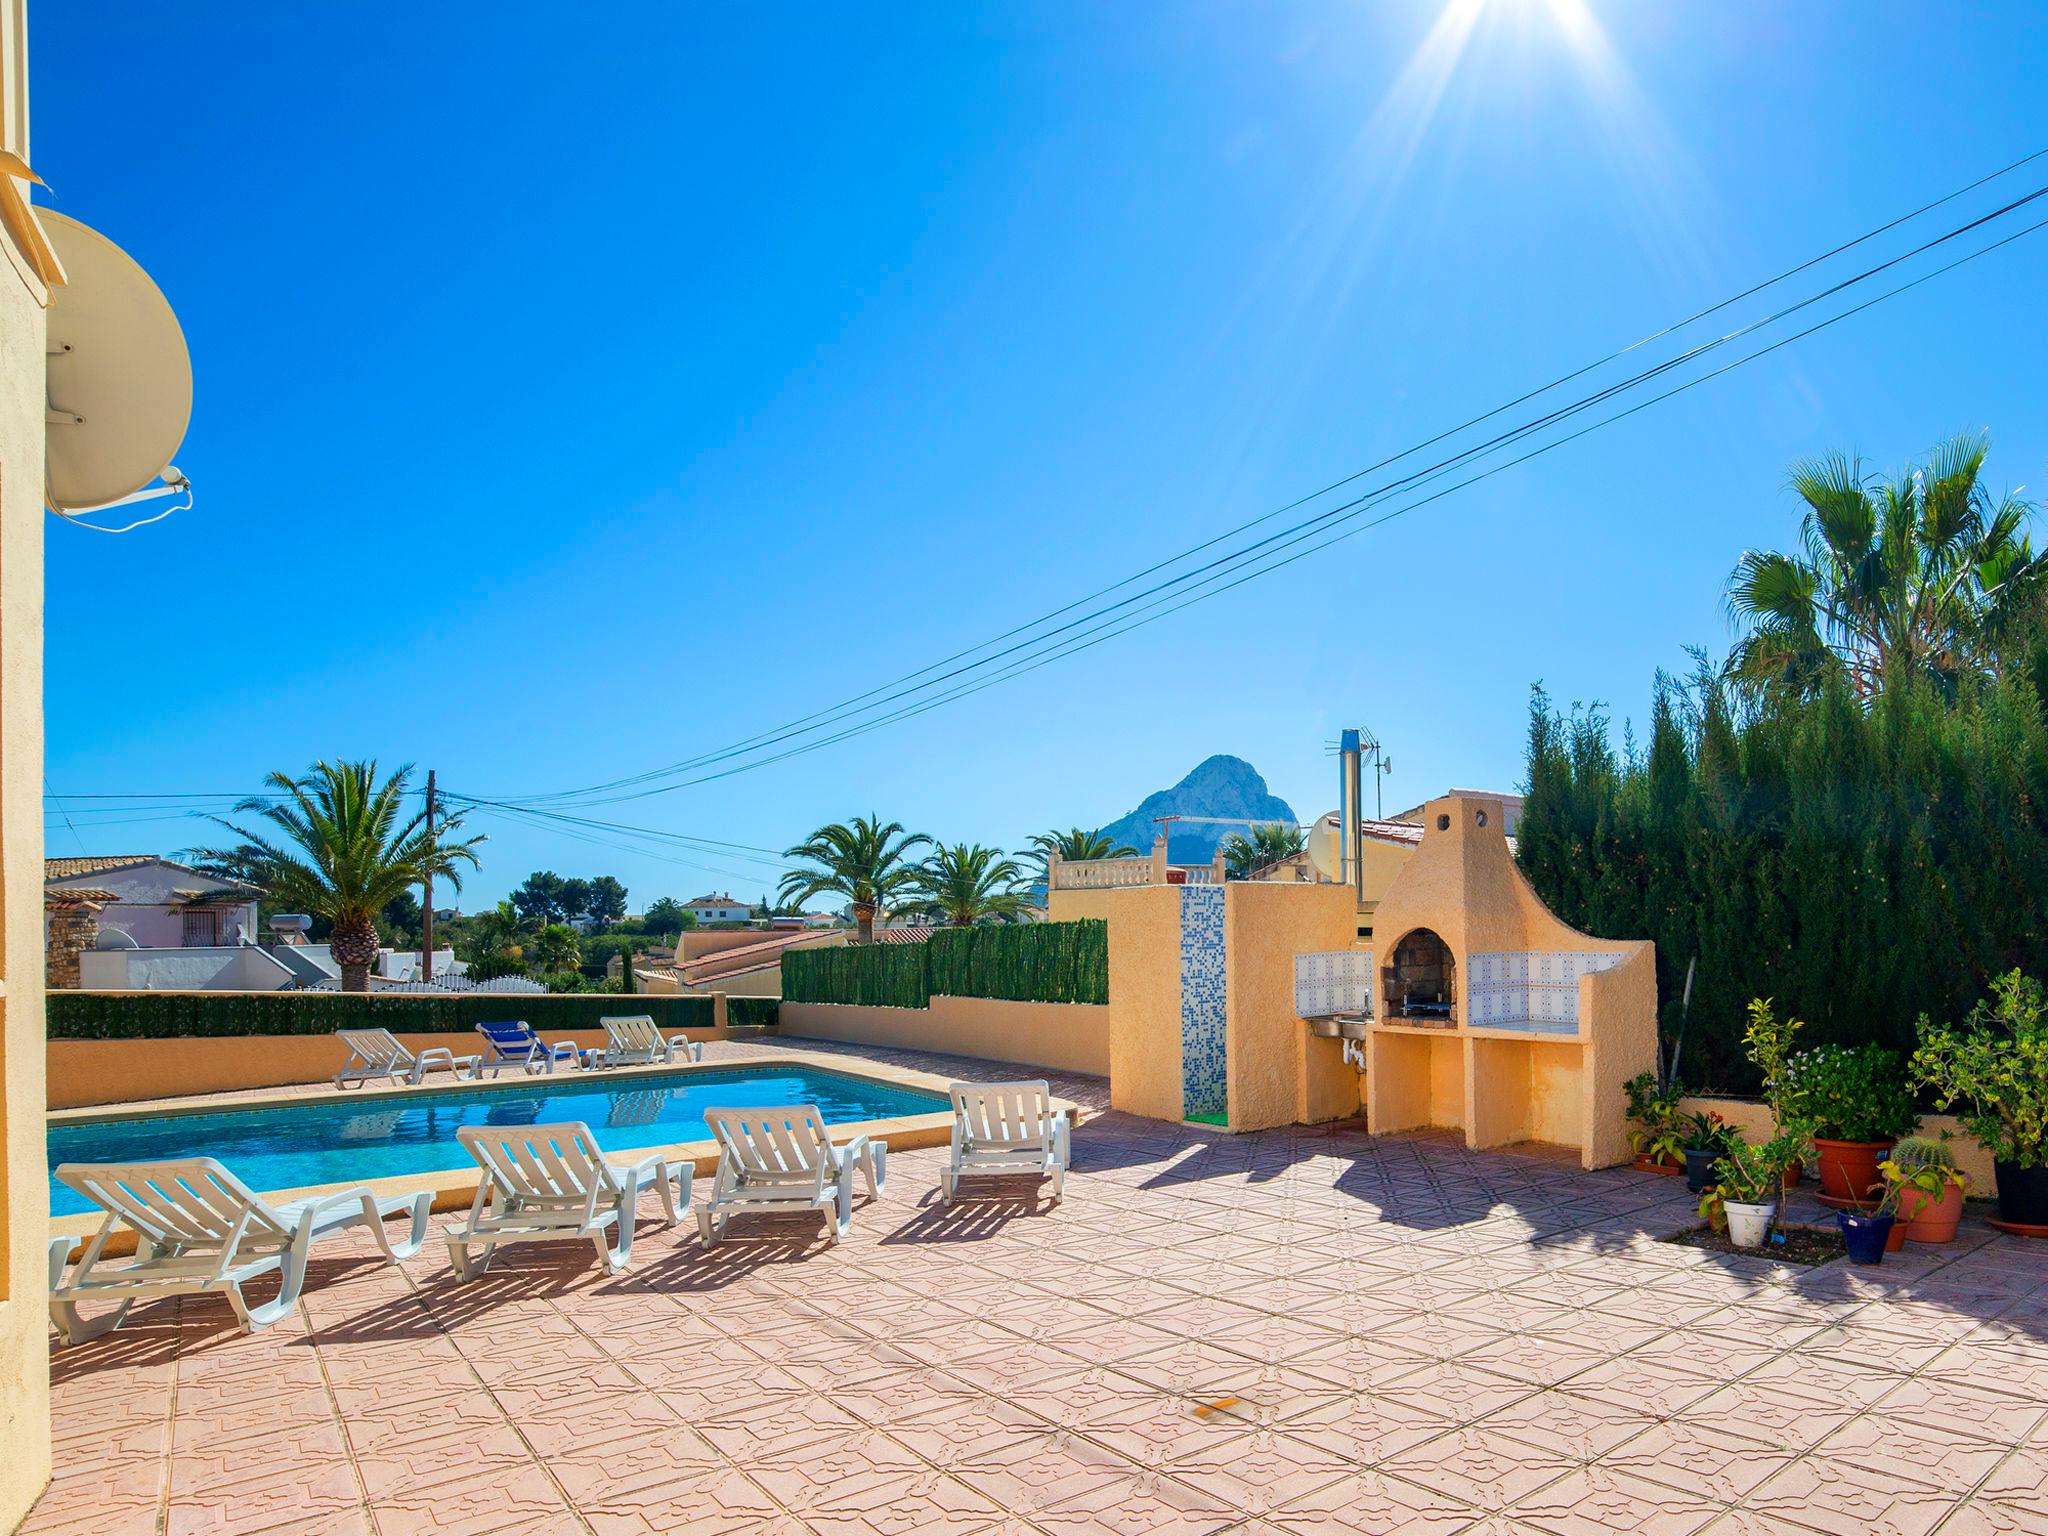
[481,180,2048,806]
[615,208,2048,790]
[481,148,2048,807]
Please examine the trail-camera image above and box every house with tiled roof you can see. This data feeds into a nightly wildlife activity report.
[680,892,752,924]
[44,856,269,989]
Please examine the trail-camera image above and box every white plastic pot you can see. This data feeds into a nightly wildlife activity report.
[1725,1200,1776,1249]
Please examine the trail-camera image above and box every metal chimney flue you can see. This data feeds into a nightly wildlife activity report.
[1339,728,1364,910]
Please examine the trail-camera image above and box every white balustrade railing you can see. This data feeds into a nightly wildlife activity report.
[1055,857,1158,890]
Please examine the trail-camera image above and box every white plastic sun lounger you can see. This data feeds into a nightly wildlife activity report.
[941,1080,1071,1203]
[696,1105,886,1246]
[595,1014,705,1068]
[334,1026,480,1089]
[48,1159,433,1344]
[444,1122,692,1278]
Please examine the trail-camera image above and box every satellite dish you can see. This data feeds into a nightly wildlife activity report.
[40,209,192,514]
[1307,811,1343,883]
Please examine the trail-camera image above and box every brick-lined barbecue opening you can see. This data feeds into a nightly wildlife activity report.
[1383,926,1455,1025]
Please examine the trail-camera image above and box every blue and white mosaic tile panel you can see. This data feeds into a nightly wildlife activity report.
[1293,949,1375,1019]
[1178,884,1228,1121]
[1466,950,1624,1034]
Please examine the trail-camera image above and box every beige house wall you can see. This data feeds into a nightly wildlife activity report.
[779,995,1109,1077]
[679,967,784,999]
[1223,882,1358,1131]
[1105,886,1183,1122]
[1044,886,1124,926]
[0,0,50,1512]
[1360,796,1653,1170]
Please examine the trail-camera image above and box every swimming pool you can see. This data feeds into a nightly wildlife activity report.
[47,1065,948,1217]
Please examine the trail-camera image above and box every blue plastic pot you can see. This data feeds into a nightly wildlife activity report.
[1837,1209,1894,1265]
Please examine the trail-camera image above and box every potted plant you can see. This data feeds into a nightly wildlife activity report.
[1680,1110,1734,1193]
[1781,1044,1917,1208]
[1701,1131,1799,1249]
[1881,1138,1970,1244]
[1836,1175,1900,1265]
[1913,969,2048,1229]
[1744,998,1813,1186]
[1625,1071,1687,1176]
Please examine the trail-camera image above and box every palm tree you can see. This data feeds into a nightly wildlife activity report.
[1725,432,2044,700]
[911,843,1035,926]
[1019,826,1136,883]
[1221,823,1307,880]
[206,761,483,991]
[778,816,931,943]
[531,922,581,974]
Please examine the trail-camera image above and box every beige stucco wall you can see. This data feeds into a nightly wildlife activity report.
[679,966,784,998]
[1366,796,1654,1169]
[46,1017,736,1110]
[1224,882,1359,1132]
[0,45,51,1520]
[1679,1097,1998,1194]
[778,995,1109,1076]
[1105,886,1184,1122]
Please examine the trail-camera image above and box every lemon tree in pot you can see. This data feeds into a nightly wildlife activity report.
[1781,1044,1917,1209]
[1913,969,2048,1229]
[1743,999,1812,1188]
[1879,1139,1969,1244]
[1700,1131,1801,1249]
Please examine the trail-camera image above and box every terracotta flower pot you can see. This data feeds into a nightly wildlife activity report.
[1897,1180,1965,1243]
[1814,1137,1893,1206]
[1633,1154,1684,1177]
[1781,1158,1804,1190]
[1885,1216,1909,1252]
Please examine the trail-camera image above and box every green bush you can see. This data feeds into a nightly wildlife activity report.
[727,996,780,1029]
[781,921,1108,1009]
[48,991,716,1040]
[1516,650,2048,1092]
[1781,1044,1918,1143]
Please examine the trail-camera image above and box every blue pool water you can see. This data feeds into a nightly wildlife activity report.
[47,1066,946,1217]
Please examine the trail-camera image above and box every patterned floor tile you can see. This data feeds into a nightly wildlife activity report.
[25,1038,2048,1536]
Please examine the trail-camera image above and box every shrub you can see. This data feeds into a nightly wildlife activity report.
[1913,969,2048,1168]
[1781,1044,1917,1143]
[48,991,716,1039]
[727,996,779,1029]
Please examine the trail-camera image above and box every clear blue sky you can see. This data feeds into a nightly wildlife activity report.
[36,3,2048,908]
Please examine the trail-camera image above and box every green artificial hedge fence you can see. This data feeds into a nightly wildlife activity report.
[726,996,780,1029]
[926,921,1108,1005]
[48,991,717,1041]
[783,943,930,1009]
[782,921,1108,1009]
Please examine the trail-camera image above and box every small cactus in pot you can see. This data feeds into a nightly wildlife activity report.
[1882,1135,1970,1243]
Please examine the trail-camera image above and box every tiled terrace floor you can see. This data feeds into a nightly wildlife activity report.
[26,1039,2048,1536]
